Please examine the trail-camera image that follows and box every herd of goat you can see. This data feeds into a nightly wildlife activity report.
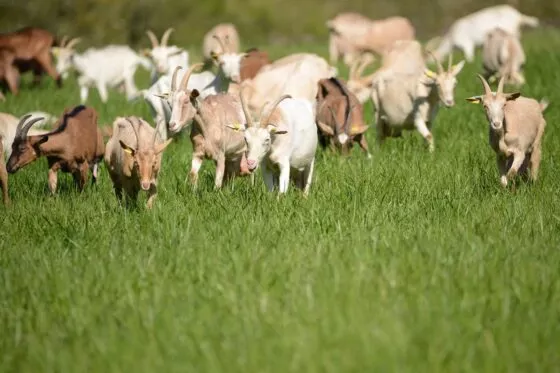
[0,4,552,208]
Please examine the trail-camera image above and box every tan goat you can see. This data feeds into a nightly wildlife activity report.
[6,106,105,194]
[466,75,546,187]
[158,66,249,188]
[482,28,526,86]
[327,13,415,65]
[104,116,172,208]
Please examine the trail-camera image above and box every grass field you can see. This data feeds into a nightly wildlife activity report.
[1,30,560,372]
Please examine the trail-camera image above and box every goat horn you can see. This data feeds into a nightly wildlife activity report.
[212,34,226,54]
[146,30,159,48]
[152,119,162,145]
[428,51,444,74]
[476,74,492,96]
[497,74,506,95]
[179,63,203,92]
[60,35,69,48]
[65,38,82,50]
[18,115,45,139]
[125,117,140,150]
[239,85,254,128]
[356,54,375,78]
[262,95,292,128]
[161,28,174,47]
[447,52,453,71]
[171,66,182,92]
[348,58,361,80]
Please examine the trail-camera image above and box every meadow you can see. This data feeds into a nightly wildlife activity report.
[1,29,560,372]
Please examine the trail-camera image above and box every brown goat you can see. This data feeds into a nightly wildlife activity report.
[0,137,9,205]
[316,77,370,158]
[0,48,19,96]
[240,48,271,81]
[0,27,61,89]
[6,106,104,194]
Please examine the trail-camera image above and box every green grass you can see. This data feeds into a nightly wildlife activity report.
[1,29,560,373]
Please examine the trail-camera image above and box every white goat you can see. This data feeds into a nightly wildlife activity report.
[227,92,318,196]
[372,41,465,152]
[466,75,546,187]
[202,23,240,62]
[52,41,152,103]
[430,5,538,62]
[143,28,189,83]
[482,28,526,86]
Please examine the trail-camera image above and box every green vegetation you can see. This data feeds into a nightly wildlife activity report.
[1,29,560,372]
[1,0,559,47]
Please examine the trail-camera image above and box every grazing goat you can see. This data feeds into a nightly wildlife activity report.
[104,116,172,208]
[315,77,370,158]
[372,41,465,151]
[0,48,19,97]
[0,27,61,88]
[430,5,538,62]
[0,138,8,205]
[159,69,249,187]
[227,92,318,196]
[202,23,240,63]
[52,40,152,103]
[327,13,415,65]
[466,75,546,187]
[482,28,526,86]
[6,106,105,194]
[143,28,189,82]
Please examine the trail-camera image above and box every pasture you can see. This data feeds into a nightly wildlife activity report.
[1,29,560,372]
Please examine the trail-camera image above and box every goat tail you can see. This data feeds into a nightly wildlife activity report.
[520,14,539,28]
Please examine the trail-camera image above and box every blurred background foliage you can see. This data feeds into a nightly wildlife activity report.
[0,0,558,51]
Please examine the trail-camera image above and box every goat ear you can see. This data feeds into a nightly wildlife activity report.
[119,140,135,156]
[190,89,200,100]
[153,92,169,100]
[226,123,246,132]
[141,48,152,57]
[350,124,369,136]
[465,96,483,104]
[505,92,521,101]
[34,135,49,146]
[210,51,219,60]
[155,139,173,154]
[268,125,287,135]
[316,121,335,136]
[51,47,60,57]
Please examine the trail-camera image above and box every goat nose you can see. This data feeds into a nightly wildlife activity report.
[247,159,257,170]
[141,181,151,191]
[446,100,454,107]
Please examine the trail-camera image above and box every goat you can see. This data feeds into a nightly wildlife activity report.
[327,13,415,65]
[466,75,546,187]
[227,92,318,196]
[430,5,538,62]
[6,106,105,194]
[143,28,189,82]
[202,23,240,63]
[241,48,271,81]
[0,137,8,205]
[52,40,152,103]
[104,116,172,208]
[372,41,465,152]
[240,53,337,114]
[0,27,61,88]
[482,28,526,86]
[158,69,249,187]
[315,77,370,158]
